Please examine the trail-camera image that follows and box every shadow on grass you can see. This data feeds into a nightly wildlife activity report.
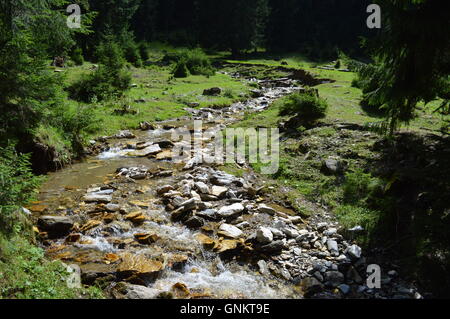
[368,132,450,298]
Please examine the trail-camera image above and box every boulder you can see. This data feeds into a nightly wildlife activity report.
[260,240,285,254]
[38,215,73,236]
[185,216,205,229]
[105,204,121,212]
[111,282,160,299]
[269,227,285,239]
[282,227,299,239]
[217,203,245,219]
[157,185,174,196]
[117,253,164,281]
[218,223,243,239]
[134,233,159,245]
[326,240,339,256]
[203,87,221,96]
[128,144,162,157]
[180,198,197,212]
[256,227,274,244]
[300,277,324,298]
[195,182,210,194]
[324,271,345,287]
[338,284,351,295]
[211,186,228,198]
[321,158,345,175]
[258,204,276,215]
[196,209,218,221]
[124,211,146,224]
[115,130,136,139]
[139,122,155,131]
[347,244,362,260]
[83,194,112,203]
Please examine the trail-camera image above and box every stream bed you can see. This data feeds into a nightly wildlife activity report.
[32,75,421,299]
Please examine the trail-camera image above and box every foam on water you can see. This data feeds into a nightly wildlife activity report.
[97,147,135,160]
[152,260,292,299]
[75,236,116,252]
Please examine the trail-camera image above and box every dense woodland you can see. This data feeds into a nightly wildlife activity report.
[0,0,449,299]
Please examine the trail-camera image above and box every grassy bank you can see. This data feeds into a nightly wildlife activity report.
[0,148,104,299]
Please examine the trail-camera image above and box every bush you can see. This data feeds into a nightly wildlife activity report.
[278,91,328,125]
[70,47,84,66]
[138,42,150,61]
[0,147,41,208]
[224,88,235,98]
[171,48,215,77]
[68,41,131,102]
[334,60,341,69]
[0,146,42,234]
[123,41,143,67]
[343,169,384,205]
[173,60,190,78]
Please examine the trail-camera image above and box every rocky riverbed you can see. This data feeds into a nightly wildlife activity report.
[30,74,422,299]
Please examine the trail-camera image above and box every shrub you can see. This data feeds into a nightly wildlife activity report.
[335,205,381,240]
[0,146,41,208]
[171,48,215,77]
[353,63,387,115]
[173,60,189,78]
[123,41,143,67]
[278,91,328,125]
[0,146,42,234]
[51,104,101,155]
[224,88,235,98]
[138,42,150,61]
[68,41,131,102]
[70,47,84,66]
[334,60,341,69]
[342,169,386,207]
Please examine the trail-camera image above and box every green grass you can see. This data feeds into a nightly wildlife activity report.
[0,234,104,299]
[60,61,251,139]
[226,53,446,133]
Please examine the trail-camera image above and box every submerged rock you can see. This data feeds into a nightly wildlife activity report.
[257,260,270,276]
[111,282,160,299]
[83,194,112,203]
[127,144,162,157]
[117,253,164,281]
[38,215,73,237]
[300,277,324,298]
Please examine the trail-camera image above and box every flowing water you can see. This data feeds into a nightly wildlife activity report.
[34,81,304,299]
